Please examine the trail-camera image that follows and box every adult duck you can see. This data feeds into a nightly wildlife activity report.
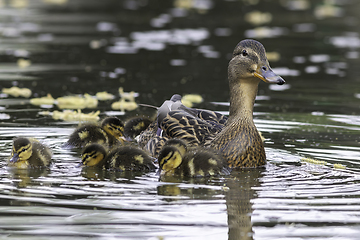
[144,39,285,168]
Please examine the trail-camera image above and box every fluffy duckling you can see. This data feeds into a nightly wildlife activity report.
[64,117,124,148]
[162,138,187,156]
[142,39,285,169]
[101,117,125,142]
[81,143,156,172]
[157,139,229,178]
[8,137,52,169]
[124,116,152,140]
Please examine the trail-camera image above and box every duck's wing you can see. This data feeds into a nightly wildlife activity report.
[136,94,182,148]
[192,108,228,126]
[144,135,169,157]
[157,94,183,127]
[138,94,228,152]
[160,110,224,146]
[136,121,158,148]
[167,101,228,126]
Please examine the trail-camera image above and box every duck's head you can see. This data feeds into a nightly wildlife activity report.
[163,139,187,157]
[157,146,183,175]
[81,143,107,167]
[229,39,285,85]
[10,137,33,163]
[101,117,124,139]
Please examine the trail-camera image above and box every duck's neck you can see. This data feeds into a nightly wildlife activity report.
[209,76,265,168]
[228,78,260,124]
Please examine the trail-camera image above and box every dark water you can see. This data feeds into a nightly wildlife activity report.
[1,0,360,239]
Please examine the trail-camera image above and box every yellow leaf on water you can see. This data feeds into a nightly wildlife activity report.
[17,58,31,68]
[2,86,32,98]
[30,94,55,105]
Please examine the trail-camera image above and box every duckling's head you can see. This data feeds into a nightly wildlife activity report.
[229,39,285,85]
[81,143,107,167]
[157,146,183,174]
[10,137,33,163]
[163,139,187,157]
[123,116,152,140]
[101,117,124,139]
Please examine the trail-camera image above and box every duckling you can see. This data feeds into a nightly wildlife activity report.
[162,138,187,156]
[104,144,156,171]
[64,117,124,148]
[123,116,152,140]
[101,117,125,144]
[80,143,107,167]
[80,143,156,172]
[8,137,52,169]
[157,144,229,178]
[142,39,285,169]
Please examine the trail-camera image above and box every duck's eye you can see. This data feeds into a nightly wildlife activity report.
[262,66,267,71]
[242,50,248,56]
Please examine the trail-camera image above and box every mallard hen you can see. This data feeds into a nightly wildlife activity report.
[140,39,285,168]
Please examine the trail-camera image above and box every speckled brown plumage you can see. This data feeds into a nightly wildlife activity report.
[144,135,168,157]
[161,110,223,146]
[208,117,265,168]
[136,121,158,148]
[140,39,285,169]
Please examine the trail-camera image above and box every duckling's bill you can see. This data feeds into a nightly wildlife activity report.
[155,168,162,176]
[9,153,19,163]
[254,65,285,85]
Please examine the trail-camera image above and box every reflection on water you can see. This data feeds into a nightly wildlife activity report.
[226,170,262,240]
[0,0,360,239]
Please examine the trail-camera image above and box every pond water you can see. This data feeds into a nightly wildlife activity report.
[1,0,360,239]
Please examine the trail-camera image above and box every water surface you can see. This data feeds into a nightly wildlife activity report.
[1,0,360,239]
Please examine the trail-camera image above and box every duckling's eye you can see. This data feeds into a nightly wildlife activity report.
[19,148,26,153]
[160,158,168,168]
[242,50,248,56]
